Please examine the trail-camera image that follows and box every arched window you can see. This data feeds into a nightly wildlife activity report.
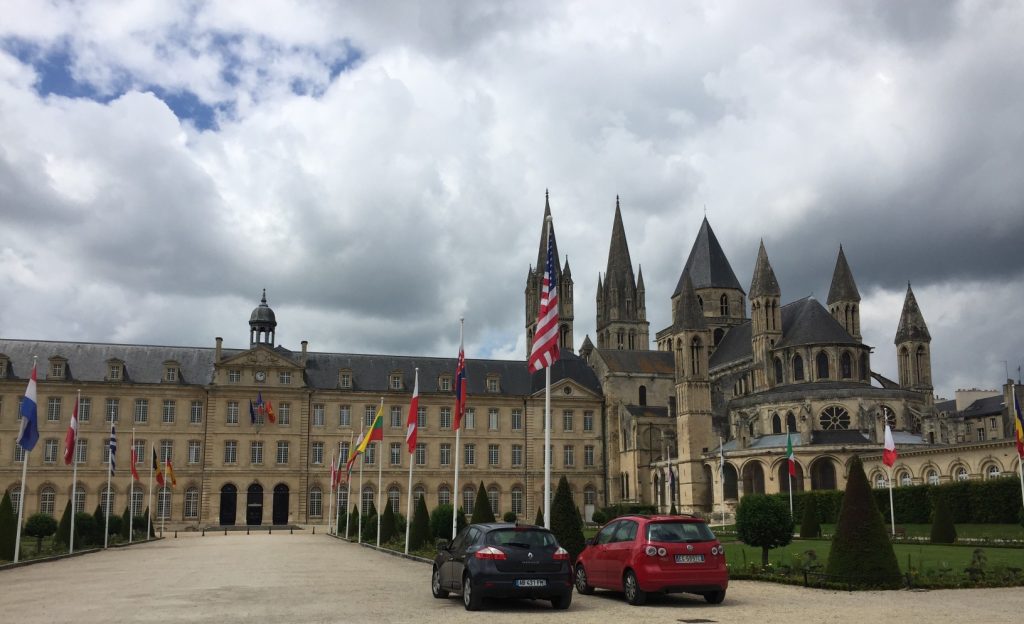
[437,484,451,507]
[910,414,922,435]
[874,472,887,489]
[184,487,199,519]
[638,385,647,406]
[771,413,782,434]
[309,486,323,518]
[816,351,830,379]
[487,486,500,515]
[985,464,1002,480]
[840,352,852,379]
[690,336,703,376]
[73,485,87,513]
[388,486,400,513]
[915,346,927,384]
[697,295,703,310]
[100,485,115,516]
[131,487,144,517]
[786,411,797,432]
[898,471,912,487]
[413,485,426,502]
[955,466,969,481]
[899,347,910,385]
[39,486,56,516]
[361,486,374,514]
[774,357,783,384]
[720,294,729,316]
[818,406,850,430]
[793,355,804,381]
[926,470,939,485]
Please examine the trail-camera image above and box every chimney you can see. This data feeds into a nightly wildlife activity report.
[215,337,223,362]
[301,340,308,365]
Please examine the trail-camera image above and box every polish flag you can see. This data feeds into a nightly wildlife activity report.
[883,423,898,467]
[63,399,79,465]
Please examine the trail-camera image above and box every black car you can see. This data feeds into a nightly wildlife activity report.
[431,522,574,611]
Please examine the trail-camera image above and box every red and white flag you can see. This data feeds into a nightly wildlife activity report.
[406,369,419,454]
[883,422,898,467]
[130,449,140,481]
[63,399,79,465]
[528,221,560,371]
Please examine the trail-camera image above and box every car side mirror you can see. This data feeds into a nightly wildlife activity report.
[436,540,450,552]
[585,538,596,546]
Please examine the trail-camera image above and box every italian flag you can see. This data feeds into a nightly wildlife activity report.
[786,434,797,477]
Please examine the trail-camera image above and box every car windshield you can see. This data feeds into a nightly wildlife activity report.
[487,528,557,549]
[645,521,715,543]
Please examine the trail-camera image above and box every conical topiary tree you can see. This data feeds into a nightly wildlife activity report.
[550,476,586,561]
[800,494,821,538]
[0,492,18,560]
[409,496,430,550]
[930,494,957,544]
[470,482,495,524]
[73,512,95,546]
[825,456,901,588]
[120,506,132,540]
[456,506,468,534]
[142,507,155,537]
[535,506,544,526]
[91,504,106,545]
[429,504,453,540]
[56,500,73,547]
[361,501,378,541]
[379,501,397,543]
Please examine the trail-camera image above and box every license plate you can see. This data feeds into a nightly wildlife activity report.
[675,554,705,564]
[516,579,547,587]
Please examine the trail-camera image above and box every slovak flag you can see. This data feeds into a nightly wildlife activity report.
[406,369,419,454]
[16,362,40,452]
[883,422,898,468]
[63,398,79,465]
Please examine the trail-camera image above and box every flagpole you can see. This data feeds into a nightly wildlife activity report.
[104,423,113,548]
[128,428,135,544]
[357,447,364,543]
[887,466,896,536]
[719,436,725,529]
[146,445,153,539]
[452,318,464,540]
[70,390,81,554]
[14,356,38,564]
[345,475,352,539]
[376,397,384,548]
[787,434,793,517]
[161,459,167,538]
[544,365,552,529]
[328,450,336,535]
[405,368,418,555]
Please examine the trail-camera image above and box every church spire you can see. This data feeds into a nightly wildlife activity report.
[748,240,780,298]
[596,196,649,350]
[895,283,930,344]
[525,191,573,356]
[827,245,862,341]
[674,272,706,330]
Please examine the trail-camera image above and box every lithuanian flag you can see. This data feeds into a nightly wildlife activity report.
[356,404,384,454]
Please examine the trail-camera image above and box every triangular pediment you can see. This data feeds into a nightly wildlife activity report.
[531,376,601,401]
[217,344,304,370]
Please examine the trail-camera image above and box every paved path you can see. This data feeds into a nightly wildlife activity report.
[0,532,1017,623]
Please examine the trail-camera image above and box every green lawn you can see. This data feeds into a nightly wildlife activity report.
[712,523,1024,540]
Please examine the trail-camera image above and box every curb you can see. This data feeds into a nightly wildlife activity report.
[328,533,432,565]
[0,537,163,572]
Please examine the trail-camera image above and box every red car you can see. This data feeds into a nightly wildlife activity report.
[574,514,728,605]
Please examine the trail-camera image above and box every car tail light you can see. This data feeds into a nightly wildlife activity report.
[475,546,507,560]
[644,545,658,556]
[552,547,570,560]
[657,547,667,556]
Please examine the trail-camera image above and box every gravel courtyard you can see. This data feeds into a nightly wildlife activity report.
[0,531,1016,624]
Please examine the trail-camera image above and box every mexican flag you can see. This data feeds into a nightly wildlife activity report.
[786,434,797,477]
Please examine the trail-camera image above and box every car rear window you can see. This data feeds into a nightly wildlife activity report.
[487,528,557,548]
[645,521,715,543]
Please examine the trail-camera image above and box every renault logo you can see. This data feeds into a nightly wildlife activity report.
[528,552,534,559]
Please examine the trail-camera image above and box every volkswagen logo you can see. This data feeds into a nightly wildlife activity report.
[527,552,534,559]
[686,544,694,552]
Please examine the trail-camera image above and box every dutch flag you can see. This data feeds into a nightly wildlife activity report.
[16,362,40,452]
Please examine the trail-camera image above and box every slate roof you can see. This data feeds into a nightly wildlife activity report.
[748,241,781,298]
[673,272,707,330]
[673,217,744,296]
[603,197,638,315]
[961,395,1004,418]
[826,246,860,304]
[708,320,752,369]
[717,429,927,452]
[895,284,930,344]
[534,193,563,278]
[934,398,957,413]
[811,430,871,445]
[593,349,674,375]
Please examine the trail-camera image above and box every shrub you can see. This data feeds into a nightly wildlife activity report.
[826,456,901,588]
[930,494,957,544]
[408,496,431,550]
[56,500,73,547]
[456,507,468,534]
[106,515,123,538]
[470,482,495,524]
[550,476,586,561]
[430,504,454,540]
[502,511,517,522]
[74,512,96,546]
[0,491,16,560]
[535,507,544,526]
[736,494,794,567]
[91,504,106,545]
[591,509,607,525]
[361,501,378,541]
[800,494,821,538]
[120,506,131,541]
[378,502,396,543]
[24,513,58,554]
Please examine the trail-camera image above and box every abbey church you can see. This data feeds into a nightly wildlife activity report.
[1,197,1020,528]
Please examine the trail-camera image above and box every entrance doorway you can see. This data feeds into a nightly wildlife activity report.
[219,484,237,526]
[272,484,289,525]
[246,483,264,526]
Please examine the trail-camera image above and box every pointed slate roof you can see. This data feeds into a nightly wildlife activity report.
[604,197,637,295]
[827,246,861,304]
[895,283,931,344]
[535,191,562,275]
[674,272,707,330]
[748,240,780,298]
[674,217,744,296]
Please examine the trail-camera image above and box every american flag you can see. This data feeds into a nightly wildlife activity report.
[454,346,467,430]
[528,221,560,371]
[108,424,117,476]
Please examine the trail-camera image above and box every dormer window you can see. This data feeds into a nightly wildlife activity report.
[0,355,7,378]
[49,357,67,380]
[163,361,180,383]
[486,375,500,393]
[106,359,124,382]
[389,373,403,391]
[339,370,353,389]
[439,375,452,392]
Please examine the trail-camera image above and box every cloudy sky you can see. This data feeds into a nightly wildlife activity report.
[1,1,1022,398]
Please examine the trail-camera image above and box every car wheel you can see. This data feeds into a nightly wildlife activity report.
[462,573,482,611]
[623,570,646,606]
[431,566,448,599]
[574,565,594,595]
[703,589,726,604]
[551,592,573,610]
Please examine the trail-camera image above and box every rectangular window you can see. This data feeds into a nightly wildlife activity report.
[977,428,986,441]
[251,440,264,464]
[438,487,451,507]
[416,406,427,428]
[79,398,91,422]
[488,444,499,466]
[440,443,451,466]
[162,400,176,424]
[511,409,522,431]
[279,371,292,385]
[279,402,291,425]
[415,443,426,466]
[47,397,61,422]
[464,443,475,466]
[339,405,351,427]
[440,407,452,429]
[364,405,375,426]
[583,411,594,432]
[989,417,997,429]
[75,438,87,464]
[340,372,352,388]
[106,398,119,423]
[311,441,324,465]
[512,444,523,467]
[51,362,64,379]
[464,408,475,429]
[563,410,573,432]
[165,367,177,382]
[276,441,289,465]
[188,440,201,464]
[101,438,111,465]
[365,442,376,466]
[227,401,239,424]
[488,408,499,431]
[487,377,498,393]
[511,489,523,515]
[390,406,402,428]
[160,440,173,463]
[14,441,26,462]
[108,364,121,381]
[224,441,238,464]
[190,401,203,424]
[340,442,350,464]
[133,440,145,465]
[564,445,574,467]
[228,370,241,383]
[440,377,451,391]
[390,442,401,465]
[134,399,149,424]
[584,444,595,467]
[390,375,402,390]
[312,404,325,427]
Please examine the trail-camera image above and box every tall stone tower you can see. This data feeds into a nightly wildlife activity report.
[596,197,650,350]
[827,245,862,341]
[525,192,574,356]
[895,283,932,395]
[749,241,781,392]
[671,272,715,511]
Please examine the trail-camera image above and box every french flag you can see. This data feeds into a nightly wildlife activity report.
[17,362,40,452]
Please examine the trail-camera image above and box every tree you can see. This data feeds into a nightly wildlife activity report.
[120,506,132,540]
[456,506,467,534]
[74,512,96,546]
[470,482,495,524]
[669,504,678,515]
[930,494,957,544]
[24,513,58,554]
[826,456,901,588]
[379,501,397,543]
[800,494,821,538]
[56,500,73,547]
[0,491,17,560]
[535,506,544,526]
[550,476,586,561]
[91,504,106,545]
[408,496,431,550]
[361,500,378,542]
[430,504,454,540]
[736,493,794,567]
[502,511,517,522]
